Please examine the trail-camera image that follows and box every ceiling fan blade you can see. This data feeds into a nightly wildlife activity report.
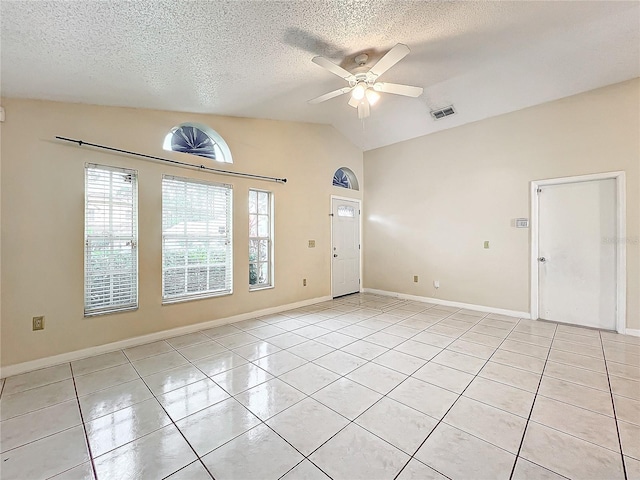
[369,43,410,78]
[312,56,356,81]
[348,96,360,108]
[373,82,423,97]
[308,87,352,104]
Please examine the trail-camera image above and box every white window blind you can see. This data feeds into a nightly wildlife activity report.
[162,175,233,302]
[85,164,138,316]
[249,189,273,289]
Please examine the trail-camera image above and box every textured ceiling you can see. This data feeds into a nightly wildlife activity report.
[1,1,639,150]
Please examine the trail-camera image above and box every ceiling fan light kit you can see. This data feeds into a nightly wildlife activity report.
[352,83,366,100]
[365,88,380,106]
[309,43,424,119]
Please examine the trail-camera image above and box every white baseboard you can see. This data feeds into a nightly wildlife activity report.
[625,328,640,337]
[0,295,331,379]
[363,288,531,319]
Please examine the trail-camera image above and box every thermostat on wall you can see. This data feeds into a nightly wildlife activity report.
[515,218,529,228]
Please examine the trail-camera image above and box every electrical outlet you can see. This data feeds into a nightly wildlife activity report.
[32,316,45,331]
[303,278,307,286]
[308,240,315,248]
[413,275,419,283]
[433,280,440,289]
[484,241,490,249]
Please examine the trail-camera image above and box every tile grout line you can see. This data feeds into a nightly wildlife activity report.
[130,354,219,480]
[233,303,495,479]
[393,314,520,480]
[598,330,628,480]
[394,312,517,479]
[111,310,360,478]
[0,298,383,474]
[217,298,425,478]
[244,302,467,479]
[1,296,563,479]
[69,363,99,480]
[70,306,516,478]
[507,322,558,480]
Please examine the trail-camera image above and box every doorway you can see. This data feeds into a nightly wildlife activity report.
[331,197,361,298]
[531,172,626,332]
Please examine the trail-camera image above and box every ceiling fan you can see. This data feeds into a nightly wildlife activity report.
[309,43,423,119]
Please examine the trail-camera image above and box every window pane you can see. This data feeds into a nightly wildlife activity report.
[249,239,259,260]
[258,263,269,284]
[249,214,258,237]
[259,240,269,261]
[249,189,273,289]
[162,176,232,301]
[337,205,355,217]
[258,191,269,214]
[163,269,185,296]
[209,264,227,289]
[163,239,187,268]
[163,123,233,164]
[258,215,269,237]
[85,165,138,315]
[249,190,257,213]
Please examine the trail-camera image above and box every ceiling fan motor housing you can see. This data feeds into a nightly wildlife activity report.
[354,53,369,66]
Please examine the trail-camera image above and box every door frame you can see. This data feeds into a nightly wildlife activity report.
[530,171,626,333]
[330,195,363,298]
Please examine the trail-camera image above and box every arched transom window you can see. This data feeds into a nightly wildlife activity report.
[163,122,233,164]
[332,167,359,190]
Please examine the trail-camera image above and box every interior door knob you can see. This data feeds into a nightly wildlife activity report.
[538,257,546,262]
[333,254,338,257]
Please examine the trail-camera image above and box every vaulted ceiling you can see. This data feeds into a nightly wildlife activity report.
[1,1,639,150]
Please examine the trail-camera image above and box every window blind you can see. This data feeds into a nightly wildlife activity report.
[162,175,233,302]
[84,164,138,315]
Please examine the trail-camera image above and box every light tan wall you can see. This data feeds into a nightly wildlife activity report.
[0,99,362,367]
[363,79,640,329]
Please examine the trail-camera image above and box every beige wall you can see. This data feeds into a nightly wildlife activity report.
[363,79,640,329]
[0,99,362,367]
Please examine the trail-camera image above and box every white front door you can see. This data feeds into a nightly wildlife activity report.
[538,179,617,329]
[331,198,360,297]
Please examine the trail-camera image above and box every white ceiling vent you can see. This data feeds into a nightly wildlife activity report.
[430,105,456,120]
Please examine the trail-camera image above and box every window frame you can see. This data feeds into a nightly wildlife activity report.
[84,163,139,317]
[163,122,233,164]
[248,188,274,291]
[161,175,233,304]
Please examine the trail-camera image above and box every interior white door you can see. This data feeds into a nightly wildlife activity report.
[331,198,360,297]
[538,179,617,329]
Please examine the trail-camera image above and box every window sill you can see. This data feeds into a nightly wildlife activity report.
[162,291,232,305]
[85,306,138,317]
[249,285,274,292]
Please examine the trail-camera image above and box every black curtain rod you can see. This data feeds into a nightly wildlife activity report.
[55,136,287,184]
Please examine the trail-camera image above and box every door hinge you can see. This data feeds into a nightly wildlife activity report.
[537,188,542,193]
[359,244,361,249]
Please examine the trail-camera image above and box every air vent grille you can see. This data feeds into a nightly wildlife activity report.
[431,105,456,120]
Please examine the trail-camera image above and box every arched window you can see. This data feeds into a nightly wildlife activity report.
[332,167,359,190]
[163,122,233,163]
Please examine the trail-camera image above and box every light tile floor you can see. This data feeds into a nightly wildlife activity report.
[1,293,639,479]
